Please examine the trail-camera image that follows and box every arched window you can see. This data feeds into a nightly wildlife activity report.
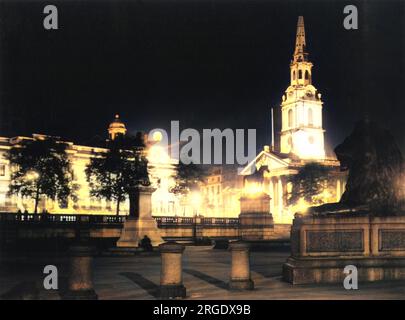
[288,109,293,128]
[308,108,313,126]
[293,71,296,80]
[305,70,309,80]
[298,70,302,79]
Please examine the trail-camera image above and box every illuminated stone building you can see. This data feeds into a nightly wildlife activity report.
[200,166,243,218]
[0,17,347,222]
[239,16,347,223]
[0,115,181,216]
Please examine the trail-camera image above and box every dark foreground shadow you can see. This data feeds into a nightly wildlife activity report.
[184,269,228,290]
[0,281,39,300]
[119,272,159,298]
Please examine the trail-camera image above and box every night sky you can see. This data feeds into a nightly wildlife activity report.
[0,0,404,154]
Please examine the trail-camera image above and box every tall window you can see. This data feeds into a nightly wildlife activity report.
[308,108,313,126]
[293,70,296,80]
[0,164,5,176]
[305,70,309,80]
[298,70,302,79]
[288,109,293,128]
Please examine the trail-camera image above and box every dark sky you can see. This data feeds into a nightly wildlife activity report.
[0,0,404,153]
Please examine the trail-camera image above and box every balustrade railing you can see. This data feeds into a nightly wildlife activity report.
[154,216,239,227]
[0,212,238,227]
[0,212,125,224]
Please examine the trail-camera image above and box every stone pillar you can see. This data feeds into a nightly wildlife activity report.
[281,176,288,206]
[239,192,274,241]
[273,177,278,207]
[229,241,254,290]
[159,241,186,299]
[278,176,283,221]
[65,245,98,300]
[269,178,274,214]
[117,185,163,248]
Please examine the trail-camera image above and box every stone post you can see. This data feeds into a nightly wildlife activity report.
[229,241,254,290]
[64,227,97,300]
[159,241,186,299]
[65,245,98,300]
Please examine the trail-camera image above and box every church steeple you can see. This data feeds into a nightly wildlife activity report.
[290,16,313,87]
[293,16,308,63]
[280,16,325,160]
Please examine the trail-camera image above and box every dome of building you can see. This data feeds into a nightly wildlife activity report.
[108,114,127,140]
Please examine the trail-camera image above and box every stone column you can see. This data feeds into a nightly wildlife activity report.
[273,177,278,207]
[65,245,97,300]
[229,241,254,290]
[281,176,288,206]
[278,176,283,221]
[159,241,186,299]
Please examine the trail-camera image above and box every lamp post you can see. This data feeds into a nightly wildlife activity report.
[191,192,201,244]
[26,170,40,214]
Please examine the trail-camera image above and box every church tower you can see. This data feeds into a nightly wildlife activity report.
[279,16,325,159]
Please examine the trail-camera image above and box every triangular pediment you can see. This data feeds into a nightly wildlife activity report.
[240,150,289,175]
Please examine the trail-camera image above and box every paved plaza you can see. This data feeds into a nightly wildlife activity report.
[1,246,405,300]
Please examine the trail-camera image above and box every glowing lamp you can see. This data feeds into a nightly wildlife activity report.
[243,181,263,197]
[26,170,40,181]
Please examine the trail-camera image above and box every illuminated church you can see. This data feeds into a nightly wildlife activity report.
[240,16,347,223]
[0,16,346,222]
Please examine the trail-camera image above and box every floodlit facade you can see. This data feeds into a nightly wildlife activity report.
[0,116,184,216]
[199,166,244,218]
[238,16,347,223]
[280,16,325,159]
[0,17,347,221]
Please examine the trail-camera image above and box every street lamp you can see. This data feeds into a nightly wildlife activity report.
[190,191,201,244]
[26,170,39,181]
[191,192,201,217]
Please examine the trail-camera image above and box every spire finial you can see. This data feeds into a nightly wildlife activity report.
[293,16,308,62]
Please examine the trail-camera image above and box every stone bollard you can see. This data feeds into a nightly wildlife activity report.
[64,245,98,300]
[229,241,254,290]
[159,241,186,299]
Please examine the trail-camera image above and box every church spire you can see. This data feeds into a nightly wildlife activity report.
[293,16,308,62]
[290,16,312,87]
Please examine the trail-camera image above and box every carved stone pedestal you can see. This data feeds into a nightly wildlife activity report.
[117,216,163,248]
[283,213,405,284]
[239,193,274,241]
[116,185,163,248]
